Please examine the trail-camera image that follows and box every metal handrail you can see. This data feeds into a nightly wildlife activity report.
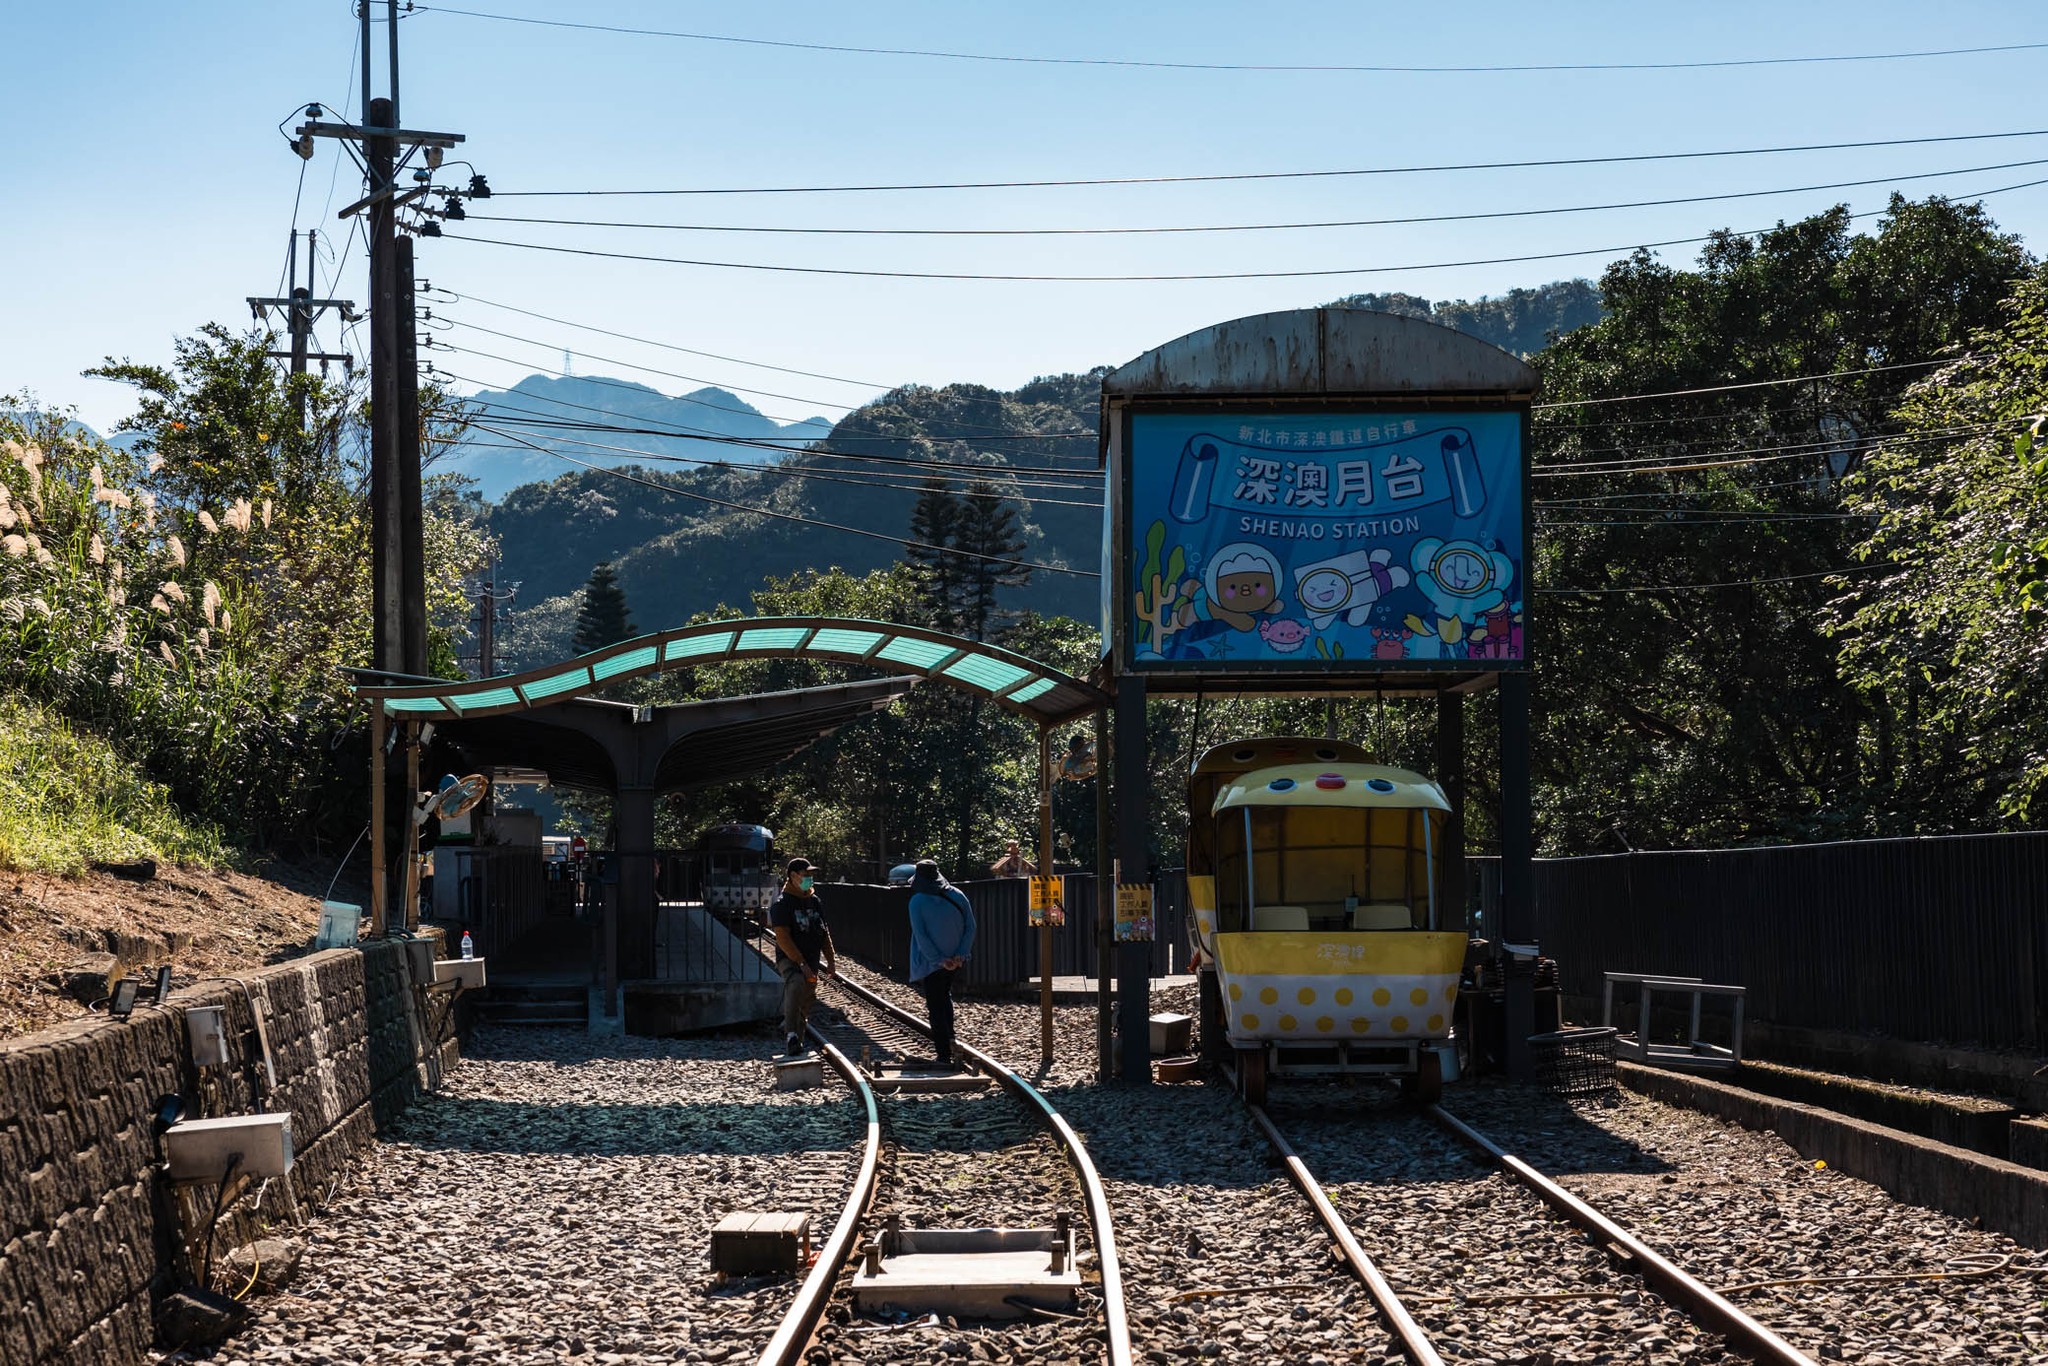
[755,1032,880,1366]
[825,973,1134,1366]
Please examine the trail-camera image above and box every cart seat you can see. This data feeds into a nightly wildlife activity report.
[1253,905,1309,931]
[1351,902,1414,930]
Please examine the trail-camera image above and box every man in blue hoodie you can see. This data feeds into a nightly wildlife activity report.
[907,859,977,1069]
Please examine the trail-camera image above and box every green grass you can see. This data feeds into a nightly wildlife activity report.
[0,693,231,875]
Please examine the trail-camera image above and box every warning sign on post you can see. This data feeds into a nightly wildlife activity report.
[1115,884,1154,942]
[1029,876,1065,928]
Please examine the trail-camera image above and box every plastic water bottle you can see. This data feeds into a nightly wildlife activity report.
[460,930,474,960]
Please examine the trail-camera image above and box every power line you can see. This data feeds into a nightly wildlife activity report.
[470,422,1101,578]
[457,424,1108,507]
[428,288,892,389]
[1534,564,1887,594]
[413,9,2048,76]
[433,343,1099,455]
[483,128,2048,197]
[463,156,2048,238]
[1537,420,2015,476]
[438,176,2048,282]
[437,316,860,413]
[437,372,1102,492]
[1534,357,1965,409]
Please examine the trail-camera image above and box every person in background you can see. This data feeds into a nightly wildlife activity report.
[768,856,835,1056]
[988,839,1036,878]
[907,859,977,1069]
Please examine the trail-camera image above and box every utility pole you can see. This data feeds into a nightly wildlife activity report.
[247,228,355,431]
[298,2,466,678]
[296,0,479,935]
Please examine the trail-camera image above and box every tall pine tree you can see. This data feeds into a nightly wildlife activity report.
[572,561,636,654]
[953,478,1031,642]
[905,477,964,635]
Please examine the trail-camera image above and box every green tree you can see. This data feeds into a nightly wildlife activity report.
[953,478,1031,641]
[1530,195,2030,851]
[572,561,635,654]
[1831,271,2048,823]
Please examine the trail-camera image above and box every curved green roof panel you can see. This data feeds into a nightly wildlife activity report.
[352,616,1109,726]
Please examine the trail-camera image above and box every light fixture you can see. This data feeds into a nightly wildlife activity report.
[108,979,140,1019]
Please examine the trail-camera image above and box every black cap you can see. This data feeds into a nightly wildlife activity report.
[786,857,812,875]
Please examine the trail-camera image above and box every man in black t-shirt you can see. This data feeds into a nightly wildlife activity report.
[766,857,835,1055]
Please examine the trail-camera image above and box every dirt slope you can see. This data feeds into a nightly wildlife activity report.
[0,863,332,1039]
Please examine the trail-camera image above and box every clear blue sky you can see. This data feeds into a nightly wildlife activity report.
[6,1,2048,435]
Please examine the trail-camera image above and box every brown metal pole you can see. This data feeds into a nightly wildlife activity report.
[369,706,388,935]
[403,721,421,931]
[1038,726,1055,1068]
[1095,706,1114,1083]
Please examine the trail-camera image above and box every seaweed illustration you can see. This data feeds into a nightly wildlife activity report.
[1314,637,1347,661]
[1132,520,1187,652]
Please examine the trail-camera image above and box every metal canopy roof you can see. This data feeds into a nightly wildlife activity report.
[351,616,1109,727]
[425,676,920,795]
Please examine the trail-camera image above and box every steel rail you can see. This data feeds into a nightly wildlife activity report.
[755,1031,880,1366]
[1222,1061,1445,1366]
[1426,1104,1819,1366]
[826,972,1134,1366]
[1242,1099,1448,1366]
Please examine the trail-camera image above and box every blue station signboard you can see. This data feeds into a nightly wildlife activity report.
[1122,409,1526,671]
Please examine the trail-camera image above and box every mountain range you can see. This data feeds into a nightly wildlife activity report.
[442,373,834,501]
[481,283,1603,668]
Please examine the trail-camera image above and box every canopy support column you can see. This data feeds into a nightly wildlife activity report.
[1437,690,1468,933]
[1114,680,1151,1086]
[1095,706,1114,1084]
[1500,672,1536,1081]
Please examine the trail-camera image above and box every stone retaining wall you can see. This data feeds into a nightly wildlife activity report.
[0,936,460,1366]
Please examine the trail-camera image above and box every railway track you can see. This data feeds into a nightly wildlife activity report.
[1243,1080,1819,1366]
[758,972,1132,1366]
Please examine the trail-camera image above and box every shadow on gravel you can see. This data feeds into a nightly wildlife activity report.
[383,1096,851,1157]
[1442,1081,1677,1177]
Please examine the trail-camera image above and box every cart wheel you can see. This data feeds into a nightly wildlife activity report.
[1403,1050,1443,1105]
[1235,1047,1268,1106]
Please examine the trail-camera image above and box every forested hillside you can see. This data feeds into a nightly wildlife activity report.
[484,282,1604,668]
[490,372,1104,667]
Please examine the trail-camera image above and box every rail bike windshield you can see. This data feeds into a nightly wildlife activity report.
[1209,764,1448,934]
[699,824,774,871]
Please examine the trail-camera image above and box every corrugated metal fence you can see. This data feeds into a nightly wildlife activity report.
[821,874,1191,988]
[1478,832,2048,1051]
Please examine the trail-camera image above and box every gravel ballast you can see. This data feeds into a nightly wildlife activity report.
[203,1025,863,1365]
[1449,1084,2048,1363]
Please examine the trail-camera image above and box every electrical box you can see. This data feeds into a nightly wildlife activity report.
[316,901,361,951]
[1149,1013,1193,1056]
[163,1113,294,1182]
[184,1006,230,1068]
[403,939,436,986]
[433,957,486,989]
